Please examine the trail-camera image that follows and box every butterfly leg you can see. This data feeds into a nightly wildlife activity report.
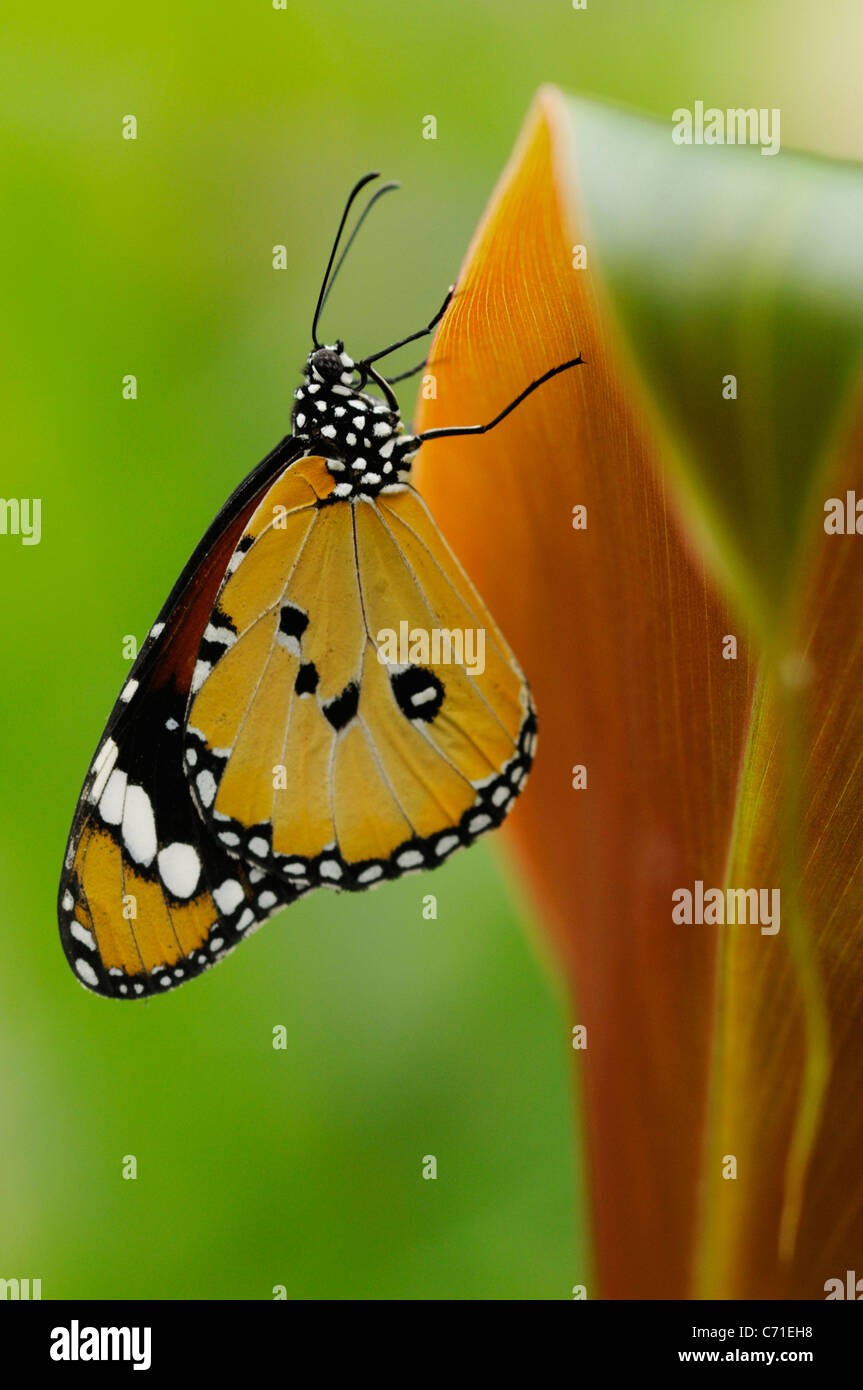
[384,356,432,386]
[417,354,585,442]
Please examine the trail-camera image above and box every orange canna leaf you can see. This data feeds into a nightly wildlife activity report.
[415,88,863,1299]
[416,89,755,1299]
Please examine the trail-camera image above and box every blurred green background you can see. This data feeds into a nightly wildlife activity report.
[1,0,861,1300]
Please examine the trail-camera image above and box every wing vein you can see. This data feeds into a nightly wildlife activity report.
[370,501,516,753]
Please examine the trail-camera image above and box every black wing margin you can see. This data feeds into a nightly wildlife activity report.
[58,434,310,999]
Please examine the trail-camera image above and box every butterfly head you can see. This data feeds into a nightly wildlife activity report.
[292,341,418,499]
[306,341,357,388]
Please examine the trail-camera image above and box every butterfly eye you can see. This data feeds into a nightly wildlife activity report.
[309,348,344,383]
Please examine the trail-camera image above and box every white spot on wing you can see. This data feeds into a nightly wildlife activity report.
[70,920,96,950]
[89,739,119,804]
[92,738,117,777]
[121,784,158,866]
[196,770,217,807]
[397,849,424,869]
[157,842,201,898]
[98,768,128,825]
[191,660,211,694]
[204,623,236,647]
[213,879,244,914]
[75,957,99,987]
[435,835,459,857]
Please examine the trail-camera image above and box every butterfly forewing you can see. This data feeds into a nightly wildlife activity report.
[184,455,537,891]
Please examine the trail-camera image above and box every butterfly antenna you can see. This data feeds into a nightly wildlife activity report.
[312,171,381,347]
[319,180,400,321]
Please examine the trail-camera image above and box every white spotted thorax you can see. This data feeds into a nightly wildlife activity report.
[291,342,419,499]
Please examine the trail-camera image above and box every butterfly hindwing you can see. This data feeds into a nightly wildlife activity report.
[58,436,308,998]
[184,455,537,891]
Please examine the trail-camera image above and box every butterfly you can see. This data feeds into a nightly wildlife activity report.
[58,172,583,999]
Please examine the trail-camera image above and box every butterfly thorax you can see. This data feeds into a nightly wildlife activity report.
[292,343,419,500]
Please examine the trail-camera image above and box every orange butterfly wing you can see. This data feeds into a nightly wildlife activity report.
[184,456,536,890]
